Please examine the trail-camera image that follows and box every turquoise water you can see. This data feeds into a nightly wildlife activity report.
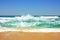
[0,15,60,28]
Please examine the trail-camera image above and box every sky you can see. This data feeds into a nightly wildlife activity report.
[0,0,60,15]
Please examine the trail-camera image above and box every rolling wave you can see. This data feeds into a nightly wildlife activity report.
[0,14,60,28]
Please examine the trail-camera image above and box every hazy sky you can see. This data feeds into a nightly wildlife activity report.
[0,0,60,15]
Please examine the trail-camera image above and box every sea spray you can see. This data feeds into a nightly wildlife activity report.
[0,14,60,28]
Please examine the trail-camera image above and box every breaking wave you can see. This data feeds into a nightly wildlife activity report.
[0,14,60,28]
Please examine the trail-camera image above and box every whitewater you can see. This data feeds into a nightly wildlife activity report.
[0,14,60,32]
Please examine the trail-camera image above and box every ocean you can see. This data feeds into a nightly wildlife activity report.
[0,14,60,28]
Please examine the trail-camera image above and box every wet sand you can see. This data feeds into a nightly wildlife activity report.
[0,32,60,40]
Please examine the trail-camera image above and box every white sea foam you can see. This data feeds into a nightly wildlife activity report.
[0,14,59,22]
[0,28,60,32]
[0,14,60,31]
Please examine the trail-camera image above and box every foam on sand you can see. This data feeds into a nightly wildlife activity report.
[0,28,60,32]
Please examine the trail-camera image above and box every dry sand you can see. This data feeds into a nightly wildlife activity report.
[0,32,60,40]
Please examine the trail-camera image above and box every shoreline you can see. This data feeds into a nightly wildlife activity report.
[0,28,60,32]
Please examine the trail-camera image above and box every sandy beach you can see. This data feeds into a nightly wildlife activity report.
[0,32,60,40]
